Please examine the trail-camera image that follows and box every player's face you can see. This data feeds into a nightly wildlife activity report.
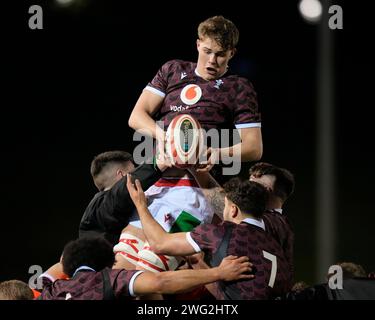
[196,37,235,81]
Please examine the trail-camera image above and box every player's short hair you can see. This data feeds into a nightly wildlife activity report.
[61,237,115,277]
[198,16,239,50]
[336,262,367,279]
[291,281,309,292]
[249,162,295,202]
[223,178,267,218]
[90,150,134,178]
[0,280,34,300]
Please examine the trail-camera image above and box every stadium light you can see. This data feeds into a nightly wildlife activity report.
[55,0,76,7]
[299,0,323,23]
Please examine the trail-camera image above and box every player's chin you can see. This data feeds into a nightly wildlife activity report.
[206,73,217,80]
[204,71,217,80]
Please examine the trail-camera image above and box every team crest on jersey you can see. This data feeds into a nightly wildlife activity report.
[180,84,202,105]
[214,79,224,89]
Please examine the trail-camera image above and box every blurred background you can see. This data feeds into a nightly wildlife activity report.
[1,0,374,286]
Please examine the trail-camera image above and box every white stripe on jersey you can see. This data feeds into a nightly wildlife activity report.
[235,122,262,129]
[186,232,202,253]
[144,86,166,98]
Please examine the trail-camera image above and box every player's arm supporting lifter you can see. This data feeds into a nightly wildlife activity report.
[188,168,225,220]
[128,89,165,141]
[133,255,254,295]
[43,261,68,281]
[126,174,196,256]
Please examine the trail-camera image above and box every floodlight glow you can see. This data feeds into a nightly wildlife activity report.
[55,0,75,7]
[299,0,323,23]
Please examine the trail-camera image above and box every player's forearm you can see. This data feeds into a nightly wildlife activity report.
[136,204,169,252]
[189,170,221,189]
[154,267,221,294]
[128,110,161,139]
[129,89,164,138]
[44,262,67,280]
[189,170,224,216]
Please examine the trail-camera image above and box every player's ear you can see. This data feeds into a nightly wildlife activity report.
[196,39,201,51]
[229,48,236,59]
[231,204,239,218]
[116,169,125,177]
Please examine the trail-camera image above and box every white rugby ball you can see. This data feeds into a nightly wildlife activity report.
[165,114,203,168]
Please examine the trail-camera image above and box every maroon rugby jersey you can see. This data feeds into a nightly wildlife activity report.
[40,268,142,300]
[263,209,294,284]
[146,60,261,131]
[187,220,292,300]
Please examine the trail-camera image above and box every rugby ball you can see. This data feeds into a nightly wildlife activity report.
[165,114,203,168]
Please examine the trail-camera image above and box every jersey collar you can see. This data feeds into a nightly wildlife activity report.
[242,218,265,230]
[72,266,96,278]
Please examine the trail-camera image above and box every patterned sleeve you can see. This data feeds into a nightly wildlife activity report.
[40,274,54,288]
[232,78,261,129]
[111,269,143,298]
[188,223,225,254]
[145,60,175,97]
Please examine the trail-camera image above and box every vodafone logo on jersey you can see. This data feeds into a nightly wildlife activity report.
[180,84,202,105]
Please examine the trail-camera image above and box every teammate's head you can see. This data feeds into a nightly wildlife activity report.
[196,16,238,81]
[222,177,267,222]
[0,280,34,300]
[327,262,367,280]
[249,162,295,208]
[291,281,309,292]
[90,150,135,191]
[61,237,115,278]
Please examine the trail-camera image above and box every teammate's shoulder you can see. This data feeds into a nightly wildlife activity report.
[193,222,222,235]
[221,220,239,230]
[263,210,284,220]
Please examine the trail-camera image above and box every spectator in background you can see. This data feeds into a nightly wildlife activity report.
[284,262,375,300]
[0,280,34,300]
[327,261,367,280]
[290,281,309,293]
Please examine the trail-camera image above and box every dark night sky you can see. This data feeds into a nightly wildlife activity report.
[1,0,374,285]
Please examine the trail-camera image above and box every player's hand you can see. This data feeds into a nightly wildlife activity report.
[155,131,173,171]
[126,174,147,209]
[196,147,220,172]
[217,255,254,282]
